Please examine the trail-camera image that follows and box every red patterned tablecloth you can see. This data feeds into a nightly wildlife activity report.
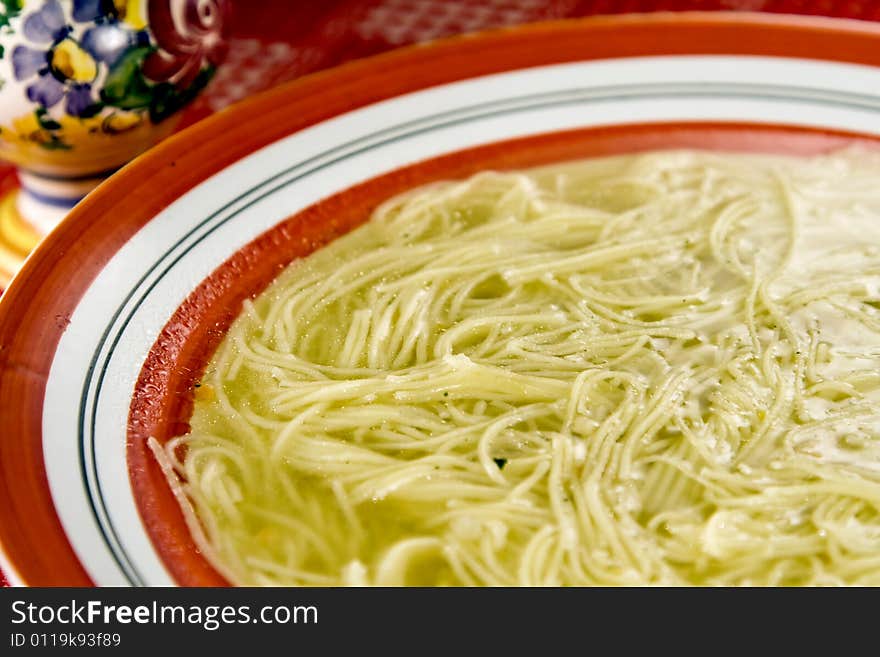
[2,0,878,586]
[190,0,880,121]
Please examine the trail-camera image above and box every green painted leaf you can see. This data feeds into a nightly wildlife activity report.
[0,0,22,32]
[35,108,62,131]
[101,46,156,111]
[149,66,215,123]
[39,137,71,151]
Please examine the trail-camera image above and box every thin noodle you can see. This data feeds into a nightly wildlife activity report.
[154,149,880,585]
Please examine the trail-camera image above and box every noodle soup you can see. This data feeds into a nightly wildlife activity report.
[151,150,880,585]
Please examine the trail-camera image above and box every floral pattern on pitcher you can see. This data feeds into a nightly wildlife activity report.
[0,0,25,89]
[0,0,229,153]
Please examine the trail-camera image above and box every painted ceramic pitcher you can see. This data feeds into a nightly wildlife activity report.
[0,0,229,274]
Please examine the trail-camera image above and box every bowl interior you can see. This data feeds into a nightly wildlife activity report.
[128,120,880,585]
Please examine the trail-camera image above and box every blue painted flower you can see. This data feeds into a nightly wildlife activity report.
[74,0,149,67]
[72,0,107,22]
[12,0,97,114]
[21,0,69,42]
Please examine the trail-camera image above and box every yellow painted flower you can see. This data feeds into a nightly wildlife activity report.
[50,38,98,83]
[102,110,142,134]
[117,0,147,30]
